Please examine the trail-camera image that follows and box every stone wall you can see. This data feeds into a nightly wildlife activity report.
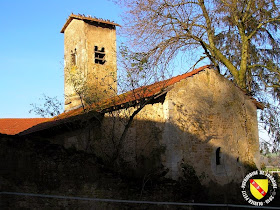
[64,18,117,111]
[162,69,260,185]
[32,69,260,186]
[80,69,259,185]
[64,19,87,110]
[98,102,167,176]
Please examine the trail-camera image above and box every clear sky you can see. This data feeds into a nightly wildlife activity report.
[0,0,123,118]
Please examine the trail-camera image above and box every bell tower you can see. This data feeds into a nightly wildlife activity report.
[61,14,119,111]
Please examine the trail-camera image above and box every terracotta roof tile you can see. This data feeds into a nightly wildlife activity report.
[18,66,210,135]
[46,64,264,123]
[61,14,120,33]
[1,65,263,136]
[0,118,50,135]
[100,65,210,107]
[53,65,211,120]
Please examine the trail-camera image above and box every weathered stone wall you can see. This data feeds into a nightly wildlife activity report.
[64,19,87,110]
[98,103,166,176]
[64,19,117,111]
[162,69,260,184]
[89,69,260,185]
[84,21,117,94]
[41,69,260,186]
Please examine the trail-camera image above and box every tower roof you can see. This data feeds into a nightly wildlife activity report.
[60,13,121,33]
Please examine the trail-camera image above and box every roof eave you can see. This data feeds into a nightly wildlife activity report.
[252,99,265,110]
[60,14,121,33]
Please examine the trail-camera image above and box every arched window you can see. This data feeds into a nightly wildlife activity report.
[216,147,221,165]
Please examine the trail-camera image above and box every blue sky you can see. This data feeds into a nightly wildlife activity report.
[0,0,122,118]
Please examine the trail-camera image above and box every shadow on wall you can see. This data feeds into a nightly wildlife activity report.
[20,112,258,188]
[98,116,256,184]
[1,124,274,208]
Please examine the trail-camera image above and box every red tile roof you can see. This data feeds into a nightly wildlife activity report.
[0,118,49,135]
[36,64,263,127]
[53,65,211,120]
[61,14,120,33]
[18,65,210,135]
[100,65,210,107]
[0,65,263,136]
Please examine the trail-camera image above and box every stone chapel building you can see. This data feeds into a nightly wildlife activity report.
[0,14,263,186]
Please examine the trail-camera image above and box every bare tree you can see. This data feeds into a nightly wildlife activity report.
[29,94,63,117]
[115,0,280,149]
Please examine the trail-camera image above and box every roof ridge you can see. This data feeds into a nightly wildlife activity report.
[61,13,121,33]
[54,65,211,119]
[132,65,212,91]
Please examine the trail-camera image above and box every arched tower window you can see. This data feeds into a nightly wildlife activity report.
[216,147,221,165]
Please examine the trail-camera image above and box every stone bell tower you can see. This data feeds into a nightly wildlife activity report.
[61,14,119,111]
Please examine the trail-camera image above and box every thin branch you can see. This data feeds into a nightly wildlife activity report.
[248,17,280,39]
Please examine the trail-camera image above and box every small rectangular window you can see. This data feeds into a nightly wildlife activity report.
[94,46,105,65]
[216,147,221,165]
[71,49,77,66]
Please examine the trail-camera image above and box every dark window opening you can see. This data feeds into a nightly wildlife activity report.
[216,147,221,165]
[71,49,77,66]
[94,46,105,64]
[237,157,239,162]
